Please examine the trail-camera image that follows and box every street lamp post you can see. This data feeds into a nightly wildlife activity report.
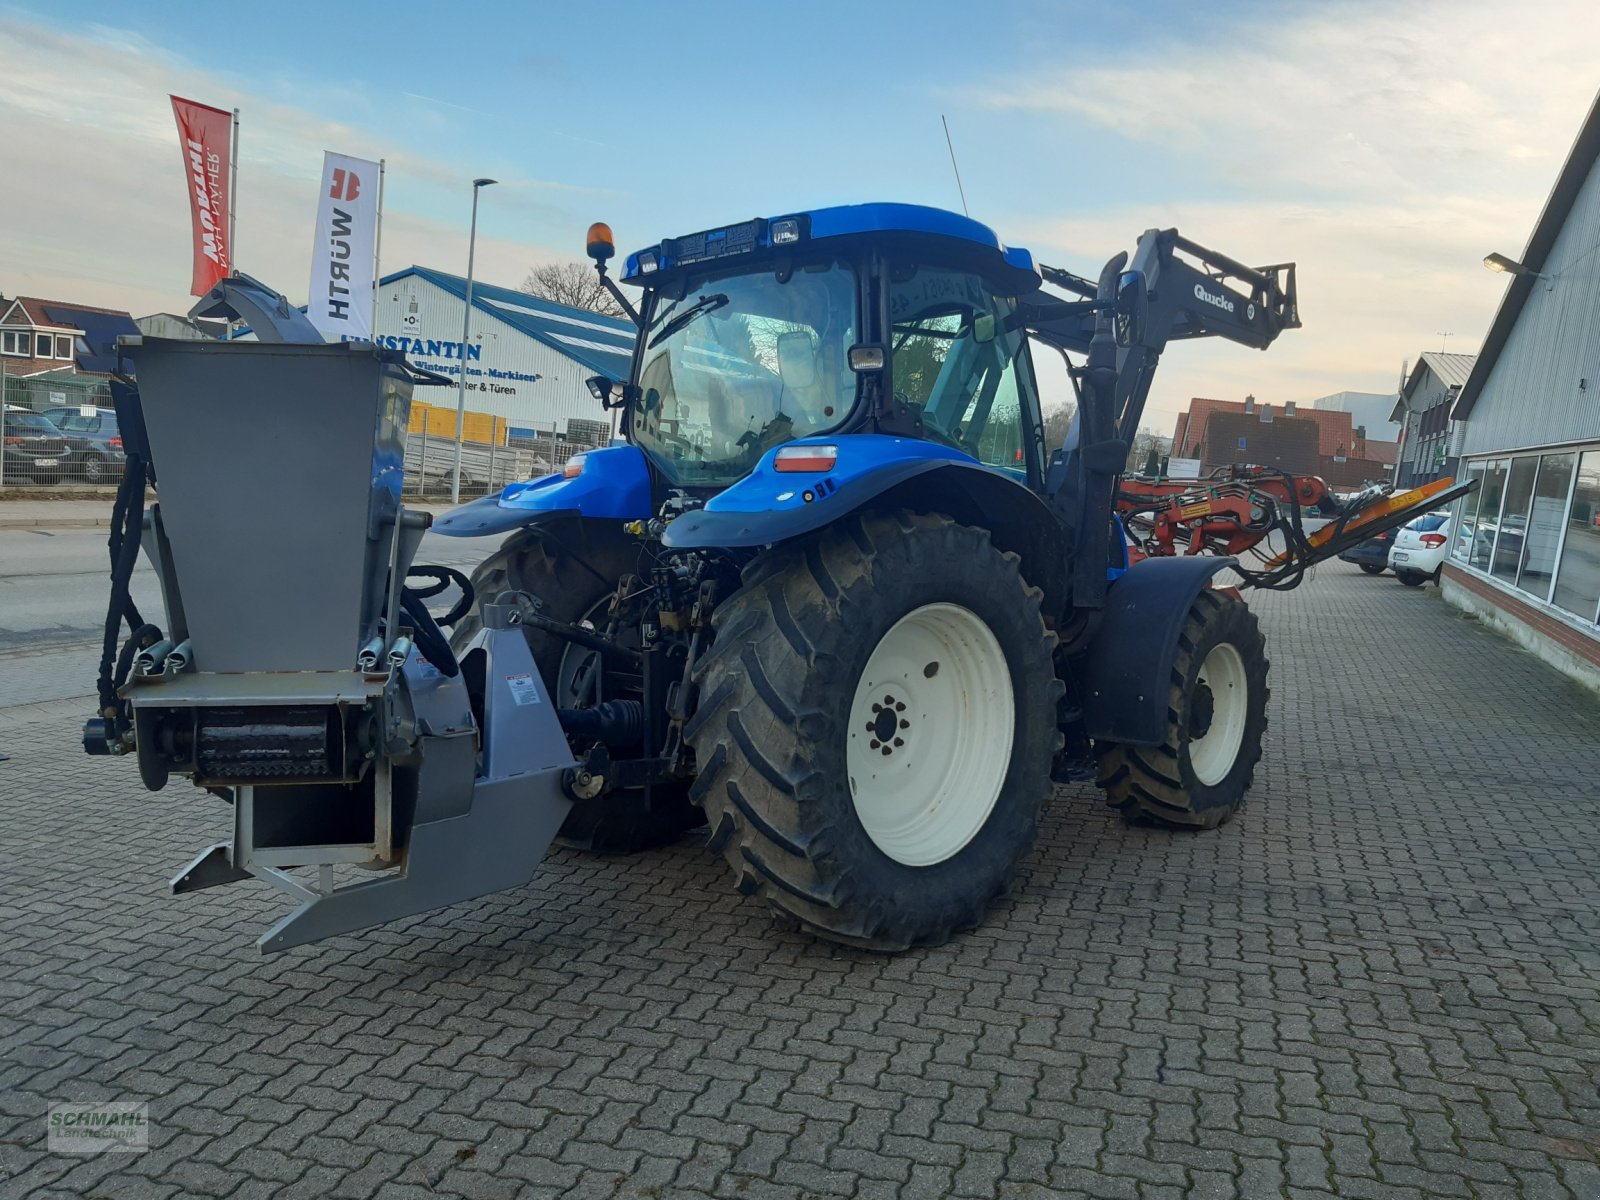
[451,177,497,503]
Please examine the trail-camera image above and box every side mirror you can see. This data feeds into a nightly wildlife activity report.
[1114,270,1147,348]
[586,222,615,265]
[585,374,635,410]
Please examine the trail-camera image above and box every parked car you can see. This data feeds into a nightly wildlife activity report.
[2,406,72,484]
[42,405,125,484]
[1388,511,1451,586]
[1338,525,1399,574]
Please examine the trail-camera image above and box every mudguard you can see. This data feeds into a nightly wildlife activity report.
[664,435,1023,547]
[433,444,652,537]
[1078,555,1238,746]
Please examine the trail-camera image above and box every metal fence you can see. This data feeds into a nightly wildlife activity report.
[401,402,611,499]
[0,370,115,488]
[0,365,613,496]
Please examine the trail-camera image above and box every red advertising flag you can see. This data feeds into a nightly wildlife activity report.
[170,95,233,296]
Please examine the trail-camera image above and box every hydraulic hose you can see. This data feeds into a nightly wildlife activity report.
[96,450,160,727]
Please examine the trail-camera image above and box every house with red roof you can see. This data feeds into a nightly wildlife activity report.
[0,295,140,379]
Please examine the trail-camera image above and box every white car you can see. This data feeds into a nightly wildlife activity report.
[1388,511,1451,586]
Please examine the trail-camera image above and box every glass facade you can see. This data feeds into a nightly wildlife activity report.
[1453,445,1600,630]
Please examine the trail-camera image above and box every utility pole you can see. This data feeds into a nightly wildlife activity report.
[451,177,497,503]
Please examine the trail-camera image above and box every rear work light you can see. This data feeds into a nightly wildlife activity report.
[774,444,838,473]
[1419,533,1447,548]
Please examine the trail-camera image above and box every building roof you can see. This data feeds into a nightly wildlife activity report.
[1390,351,1478,421]
[1362,438,1399,466]
[1408,352,1478,400]
[0,296,139,374]
[1173,396,1356,458]
[385,266,635,380]
[1454,88,1600,421]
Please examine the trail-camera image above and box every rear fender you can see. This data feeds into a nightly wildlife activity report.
[1078,555,1238,746]
[662,435,1071,610]
[433,444,652,537]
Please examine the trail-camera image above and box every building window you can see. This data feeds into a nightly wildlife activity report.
[1517,453,1576,598]
[1237,436,1247,450]
[1,330,32,356]
[1469,459,1509,571]
[1490,457,1539,584]
[1551,449,1600,624]
[54,335,72,359]
[1452,460,1486,563]
[35,333,52,357]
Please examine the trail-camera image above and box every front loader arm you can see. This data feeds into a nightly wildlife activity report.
[1026,226,1303,610]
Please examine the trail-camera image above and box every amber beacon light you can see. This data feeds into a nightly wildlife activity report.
[587,223,615,263]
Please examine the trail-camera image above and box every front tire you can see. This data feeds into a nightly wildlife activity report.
[1094,590,1268,830]
[453,521,705,853]
[1359,564,1385,575]
[685,512,1060,950]
[1396,570,1427,587]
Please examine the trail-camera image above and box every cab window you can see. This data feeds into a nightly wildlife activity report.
[888,266,1037,476]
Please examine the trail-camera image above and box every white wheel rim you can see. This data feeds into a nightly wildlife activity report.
[846,603,1015,867]
[1188,642,1248,786]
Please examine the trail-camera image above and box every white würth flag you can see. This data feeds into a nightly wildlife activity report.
[307,152,380,340]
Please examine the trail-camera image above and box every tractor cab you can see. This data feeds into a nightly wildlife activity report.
[592,204,1051,491]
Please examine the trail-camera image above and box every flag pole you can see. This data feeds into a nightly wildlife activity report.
[372,158,386,336]
[228,108,240,277]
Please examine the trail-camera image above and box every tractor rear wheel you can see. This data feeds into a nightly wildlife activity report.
[1094,590,1268,830]
[453,521,705,853]
[684,512,1060,949]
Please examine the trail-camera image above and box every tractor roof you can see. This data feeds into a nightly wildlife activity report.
[621,202,1041,294]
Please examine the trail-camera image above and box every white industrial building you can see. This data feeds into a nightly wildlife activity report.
[373,266,634,441]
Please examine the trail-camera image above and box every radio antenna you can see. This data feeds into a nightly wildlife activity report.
[941,115,970,217]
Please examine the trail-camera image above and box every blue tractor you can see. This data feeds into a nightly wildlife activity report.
[96,203,1374,953]
[434,203,1300,948]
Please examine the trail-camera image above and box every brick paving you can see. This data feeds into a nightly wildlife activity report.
[1,566,1598,1199]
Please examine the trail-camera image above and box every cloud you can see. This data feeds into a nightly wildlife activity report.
[969,0,1600,432]
[0,15,576,317]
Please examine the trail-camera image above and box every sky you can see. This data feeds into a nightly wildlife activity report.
[2,0,1597,433]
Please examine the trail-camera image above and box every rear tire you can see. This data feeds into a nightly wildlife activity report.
[453,521,705,853]
[685,512,1060,949]
[1359,564,1384,575]
[1094,590,1268,831]
[1397,570,1427,587]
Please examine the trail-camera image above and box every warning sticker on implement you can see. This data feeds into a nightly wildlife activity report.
[505,673,542,705]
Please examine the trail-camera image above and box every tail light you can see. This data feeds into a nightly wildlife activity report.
[1420,533,1446,548]
[3,436,22,447]
[774,444,838,473]
[109,437,123,450]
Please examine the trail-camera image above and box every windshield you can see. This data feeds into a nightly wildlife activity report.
[631,262,858,486]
